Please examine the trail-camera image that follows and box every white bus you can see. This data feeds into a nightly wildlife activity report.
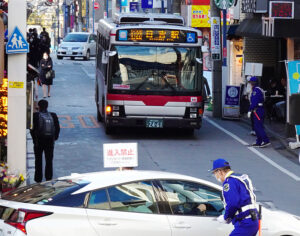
[95,13,204,134]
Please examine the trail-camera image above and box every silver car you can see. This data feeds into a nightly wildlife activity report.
[57,32,96,60]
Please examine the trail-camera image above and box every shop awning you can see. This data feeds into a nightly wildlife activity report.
[236,18,262,38]
[227,24,241,40]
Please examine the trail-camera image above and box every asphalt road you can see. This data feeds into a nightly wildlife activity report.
[36,56,300,216]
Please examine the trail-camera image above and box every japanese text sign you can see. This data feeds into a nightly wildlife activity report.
[191,5,210,28]
[103,143,138,168]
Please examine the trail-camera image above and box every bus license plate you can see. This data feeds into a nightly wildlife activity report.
[146,119,163,128]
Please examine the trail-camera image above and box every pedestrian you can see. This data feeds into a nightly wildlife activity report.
[247,76,270,147]
[39,27,51,55]
[211,158,259,236]
[30,99,60,183]
[39,52,53,98]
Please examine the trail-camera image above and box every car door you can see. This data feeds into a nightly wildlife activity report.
[86,181,171,236]
[158,180,233,236]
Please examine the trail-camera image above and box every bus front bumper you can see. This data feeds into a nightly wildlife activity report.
[106,117,202,129]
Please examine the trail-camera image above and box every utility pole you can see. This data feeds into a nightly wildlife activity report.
[210,0,222,118]
[57,0,60,45]
[7,0,27,177]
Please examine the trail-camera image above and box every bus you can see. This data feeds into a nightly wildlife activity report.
[95,13,204,134]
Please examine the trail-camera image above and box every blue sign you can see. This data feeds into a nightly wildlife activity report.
[141,0,153,8]
[121,0,128,6]
[287,61,300,134]
[6,27,29,54]
[118,30,128,41]
[186,32,196,43]
[225,86,240,106]
[130,2,139,12]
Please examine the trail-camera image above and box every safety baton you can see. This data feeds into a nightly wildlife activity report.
[258,204,262,236]
[253,111,261,121]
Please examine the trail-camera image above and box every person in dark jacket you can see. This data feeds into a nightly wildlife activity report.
[40,52,53,98]
[30,99,60,183]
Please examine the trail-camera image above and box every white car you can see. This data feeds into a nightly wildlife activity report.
[56,32,96,60]
[0,170,300,236]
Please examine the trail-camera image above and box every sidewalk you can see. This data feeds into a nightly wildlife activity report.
[240,116,299,158]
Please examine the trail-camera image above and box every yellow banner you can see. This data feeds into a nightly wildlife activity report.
[191,5,210,28]
[9,81,24,89]
[82,0,86,17]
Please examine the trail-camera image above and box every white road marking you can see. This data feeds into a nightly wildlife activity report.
[81,66,95,78]
[205,117,300,181]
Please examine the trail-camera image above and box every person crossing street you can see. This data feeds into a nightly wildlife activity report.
[211,159,259,236]
[247,76,270,148]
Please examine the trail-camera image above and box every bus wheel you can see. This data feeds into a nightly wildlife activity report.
[97,105,102,122]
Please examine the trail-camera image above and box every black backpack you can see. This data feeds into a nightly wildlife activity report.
[37,112,55,139]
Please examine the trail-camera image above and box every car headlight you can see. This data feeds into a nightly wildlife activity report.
[79,46,84,50]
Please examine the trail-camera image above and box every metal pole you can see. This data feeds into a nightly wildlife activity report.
[58,0,60,45]
[161,0,165,13]
[92,0,95,33]
[7,0,27,177]
[86,0,88,31]
[0,16,4,84]
[222,9,227,67]
[210,0,222,118]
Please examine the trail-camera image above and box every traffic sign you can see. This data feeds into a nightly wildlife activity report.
[214,0,234,10]
[6,27,29,54]
[94,2,100,9]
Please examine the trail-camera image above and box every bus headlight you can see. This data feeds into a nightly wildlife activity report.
[190,113,197,119]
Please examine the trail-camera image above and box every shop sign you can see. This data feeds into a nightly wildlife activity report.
[9,81,24,89]
[211,17,221,60]
[214,0,234,10]
[130,2,139,12]
[223,85,240,118]
[103,143,138,168]
[287,61,300,134]
[269,1,294,19]
[191,5,210,28]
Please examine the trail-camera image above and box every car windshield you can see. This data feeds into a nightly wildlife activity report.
[64,34,88,42]
[109,46,201,94]
[1,180,90,206]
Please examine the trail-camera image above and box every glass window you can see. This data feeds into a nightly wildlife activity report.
[109,46,201,94]
[88,189,110,210]
[107,181,159,214]
[160,180,223,217]
[1,180,89,207]
[64,34,89,42]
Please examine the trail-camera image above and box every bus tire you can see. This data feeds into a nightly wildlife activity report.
[97,105,102,122]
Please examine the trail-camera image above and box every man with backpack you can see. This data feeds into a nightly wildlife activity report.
[30,99,60,183]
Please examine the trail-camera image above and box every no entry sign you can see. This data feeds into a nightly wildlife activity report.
[94,2,100,9]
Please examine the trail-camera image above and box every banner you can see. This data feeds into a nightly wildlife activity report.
[191,5,210,28]
[287,61,300,134]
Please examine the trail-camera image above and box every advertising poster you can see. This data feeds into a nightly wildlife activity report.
[211,17,221,60]
[191,5,210,28]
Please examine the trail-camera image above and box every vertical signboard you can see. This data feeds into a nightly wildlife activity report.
[223,85,240,118]
[211,17,221,60]
[287,61,300,135]
[130,2,139,12]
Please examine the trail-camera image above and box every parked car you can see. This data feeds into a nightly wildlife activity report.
[56,32,96,60]
[0,170,300,236]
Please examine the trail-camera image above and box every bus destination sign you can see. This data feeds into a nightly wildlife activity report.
[116,29,198,43]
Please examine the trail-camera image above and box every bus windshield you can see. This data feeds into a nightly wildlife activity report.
[109,46,201,94]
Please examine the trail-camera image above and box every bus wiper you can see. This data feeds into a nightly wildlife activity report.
[135,77,149,91]
[162,76,176,92]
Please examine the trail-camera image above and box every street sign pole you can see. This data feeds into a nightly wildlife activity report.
[7,0,27,177]
[92,0,95,33]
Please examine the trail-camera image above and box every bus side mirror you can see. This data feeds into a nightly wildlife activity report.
[102,51,117,64]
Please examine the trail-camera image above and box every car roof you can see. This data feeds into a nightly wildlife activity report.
[64,170,222,194]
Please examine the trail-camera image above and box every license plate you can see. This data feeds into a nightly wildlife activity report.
[146,119,163,128]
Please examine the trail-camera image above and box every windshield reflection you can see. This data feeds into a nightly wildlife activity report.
[110,46,201,93]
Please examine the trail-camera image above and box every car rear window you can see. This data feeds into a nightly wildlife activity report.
[1,180,90,207]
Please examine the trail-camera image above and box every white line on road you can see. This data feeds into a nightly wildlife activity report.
[205,117,300,182]
[81,66,95,78]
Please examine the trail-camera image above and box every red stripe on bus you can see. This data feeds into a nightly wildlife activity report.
[110,34,116,36]
[107,94,202,106]
[198,36,203,38]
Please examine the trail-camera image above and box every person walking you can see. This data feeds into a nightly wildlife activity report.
[211,158,259,236]
[30,99,60,183]
[247,76,270,147]
[39,52,53,98]
[39,28,51,55]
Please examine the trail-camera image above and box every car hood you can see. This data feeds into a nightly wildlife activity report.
[59,42,86,47]
[261,206,300,235]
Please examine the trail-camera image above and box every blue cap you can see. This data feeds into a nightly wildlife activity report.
[210,159,230,172]
[249,76,258,83]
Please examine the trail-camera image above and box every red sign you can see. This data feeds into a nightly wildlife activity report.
[94,2,100,9]
[191,0,210,5]
[270,1,294,19]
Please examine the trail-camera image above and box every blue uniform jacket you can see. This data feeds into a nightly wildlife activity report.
[249,86,264,116]
[223,172,254,224]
